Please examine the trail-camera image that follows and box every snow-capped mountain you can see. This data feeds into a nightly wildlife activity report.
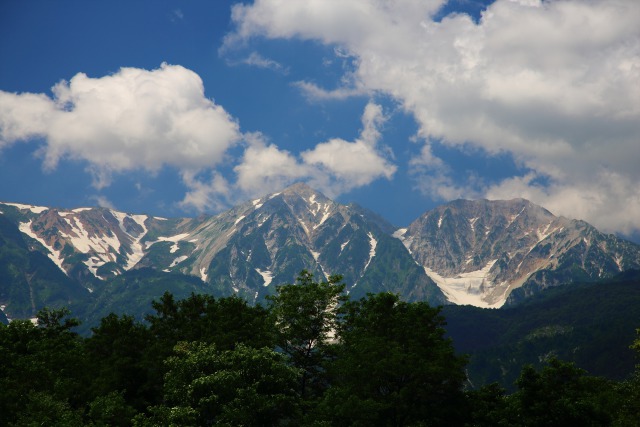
[1,184,639,320]
[396,199,640,308]
[137,183,443,303]
[0,201,175,286]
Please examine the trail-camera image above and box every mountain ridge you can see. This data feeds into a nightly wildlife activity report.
[1,183,639,319]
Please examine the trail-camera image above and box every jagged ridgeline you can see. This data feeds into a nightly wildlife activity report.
[1,183,640,324]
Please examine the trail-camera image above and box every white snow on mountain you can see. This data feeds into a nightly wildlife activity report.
[424,260,503,308]
[18,220,66,273]
[169,255,188,268]
[62,216,120,255]
[363,232,377,271]
[255,268,273,287]
[146,233,191,253]
[6,203,49,214]
[110,211,149,270]
[252,198,264,210]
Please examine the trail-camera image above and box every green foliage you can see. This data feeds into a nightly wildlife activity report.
[316,292,469,426]
[88,391,137,427]
[266,270,347,399]
[1,270,639,426]
[504,359,618,426]
[443,273,640,389]
[85,313,153,410]
[0,308,89,426]
[0,215,90,318]
[11,391,84,427]
[78,268,211,333]
[148,342,300,426]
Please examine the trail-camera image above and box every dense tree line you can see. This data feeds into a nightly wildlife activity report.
[1,270,639,426]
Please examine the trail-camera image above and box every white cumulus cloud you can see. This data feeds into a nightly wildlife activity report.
[225,0,640,235]
[0,63,241,188]
[216,102,396,201]
[0,63,397,214]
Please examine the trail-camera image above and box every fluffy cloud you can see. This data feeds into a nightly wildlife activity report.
[0,62,396,213]
[0,63,241,188]
[234,133,308,196]
[302,102,396,194]
[230,102,396,199]
[226,0,640,234]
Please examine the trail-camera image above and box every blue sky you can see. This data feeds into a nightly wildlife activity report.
[1,0,639,241]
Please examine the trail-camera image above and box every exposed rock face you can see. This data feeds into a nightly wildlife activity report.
[2,188,639,314]
[396,199,640,307]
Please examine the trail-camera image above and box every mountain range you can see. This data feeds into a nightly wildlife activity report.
[1,182,639,323]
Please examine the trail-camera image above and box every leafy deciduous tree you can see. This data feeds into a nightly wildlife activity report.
[266,270,347,399]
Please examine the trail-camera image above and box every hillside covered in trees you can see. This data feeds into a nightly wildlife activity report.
[2,271,639,426]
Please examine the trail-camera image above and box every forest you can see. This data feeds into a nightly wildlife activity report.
[1,270,639,426]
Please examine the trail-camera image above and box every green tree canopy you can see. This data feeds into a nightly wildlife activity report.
[266,270,347,399]
[316,292,469,426]
[137,342,300,426]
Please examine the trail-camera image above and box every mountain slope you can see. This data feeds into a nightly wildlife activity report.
[1,187,639,320]
[442,270,640,389]
[0,184,447,319]
[396,199,640,307]
[141,183,444,304]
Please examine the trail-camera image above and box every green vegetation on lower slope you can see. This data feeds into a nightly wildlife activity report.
[0,216,90,319]
[74,268,216,335]
[443,270,640,389]
[2,271,639,426]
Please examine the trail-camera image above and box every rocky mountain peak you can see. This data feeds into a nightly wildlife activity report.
[2,190,639,318]
[397,198,640,308]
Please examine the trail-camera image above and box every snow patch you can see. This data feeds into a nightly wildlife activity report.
[200,267,208,282]
[393,228,413,253]
[257,214,270,227]
[110,211,149,269]
[169,255,188,267]
[311,250,320,262]
[234,215,246,225]
[6,203,48,214]
[314,205,331,229]
[507,206,526,226]
[340,240,350,253]
[536,223,554,243]
[424,259,503,308]
[255,268,273,287]
[469,217,479,232]
[72,207,92,213]
[61,217,121,257]
[146,233,190,253]
[393,228,407,239]
[437,216,443,228]
[18,221,67,274]
[363,232,377,271]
